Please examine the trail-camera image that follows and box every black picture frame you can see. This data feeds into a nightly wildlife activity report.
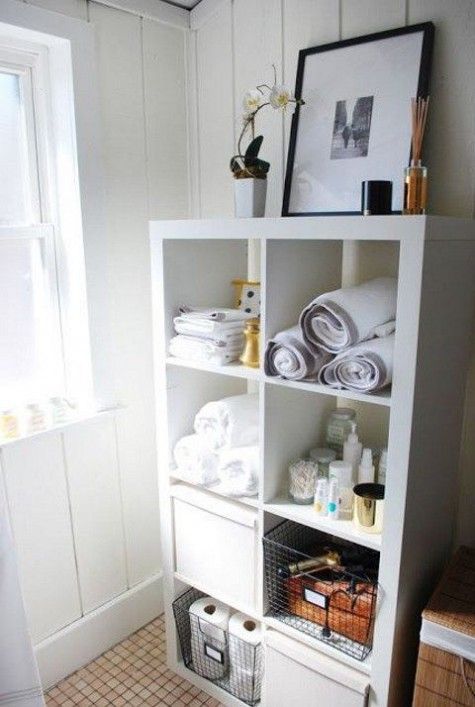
[282,22,434,216]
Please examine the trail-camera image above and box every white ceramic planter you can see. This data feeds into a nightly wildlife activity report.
[234,177,267,217]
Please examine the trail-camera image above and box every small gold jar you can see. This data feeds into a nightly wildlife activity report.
[240,318,260,368]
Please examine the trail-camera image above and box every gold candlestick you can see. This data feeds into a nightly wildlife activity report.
[240,318,260,368]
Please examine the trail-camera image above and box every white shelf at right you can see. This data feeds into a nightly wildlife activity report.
[151,215,475,707]
[263,497,382,551]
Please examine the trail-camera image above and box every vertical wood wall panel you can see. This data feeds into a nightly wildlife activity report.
[1,436,81,643]
[233,0,283,216]
[63,418,128,612]
[115,409,162,586]
[143,19,189,219]
[341,0,406,37]
[88,1,162,587]
[196,0,234,216]
[408,0,475,217]
[282,0,340,170]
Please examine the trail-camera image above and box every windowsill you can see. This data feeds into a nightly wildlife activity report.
[0,406,125,449]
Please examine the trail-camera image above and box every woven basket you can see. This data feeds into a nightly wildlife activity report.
[413,546,475,706]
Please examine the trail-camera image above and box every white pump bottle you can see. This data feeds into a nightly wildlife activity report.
[343,422,362,483]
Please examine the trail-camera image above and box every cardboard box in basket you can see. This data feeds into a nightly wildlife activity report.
[413,546,475,706]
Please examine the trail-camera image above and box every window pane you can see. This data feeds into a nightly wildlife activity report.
[0,72,30,224]
[0,238,63,404]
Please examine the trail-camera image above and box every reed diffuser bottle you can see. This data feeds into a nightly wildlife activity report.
[404,96,429,215]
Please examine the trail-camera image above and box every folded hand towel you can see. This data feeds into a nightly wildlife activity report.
[173,434,219,486]
[215,446,259,497]
[179,306,252,322]
[174,315,245,341]
[169,335,243,364]
[300,277,398,353]
[194,394,259,450]
[264,325,331,381]
[318,334,395,393]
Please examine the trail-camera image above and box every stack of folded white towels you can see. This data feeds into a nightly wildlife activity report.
[265,277,397,393]
[173,393,259,497]
[170,306,252,365]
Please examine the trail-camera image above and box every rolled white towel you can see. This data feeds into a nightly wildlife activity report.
[215,446,259,497]
[173,434,219,486]
[265,325,331,380]
[318,334,395,393]
[300,277,398,353]
[194,393,259,450]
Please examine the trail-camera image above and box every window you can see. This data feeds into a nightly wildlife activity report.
[0,37,91,409]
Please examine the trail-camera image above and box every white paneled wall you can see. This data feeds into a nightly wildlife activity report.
[1,435,82,643]
[233,0,283,216]
[188,0,475,548]
[1,0,190,685]
[63,418,128,613]
[194,0,234,216]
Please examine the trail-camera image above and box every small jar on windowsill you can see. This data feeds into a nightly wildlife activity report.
[403,159,428,215]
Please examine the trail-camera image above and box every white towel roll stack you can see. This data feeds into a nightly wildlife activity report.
[228,613,263,703]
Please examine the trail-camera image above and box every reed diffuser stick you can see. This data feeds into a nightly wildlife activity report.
[404,96,430,215]
[410,96,429,162]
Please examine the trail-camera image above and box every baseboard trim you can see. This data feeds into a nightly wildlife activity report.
[35,572,163,689]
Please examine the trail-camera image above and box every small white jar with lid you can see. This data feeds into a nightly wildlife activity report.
[309,447,336,479]
[325,408,356,458]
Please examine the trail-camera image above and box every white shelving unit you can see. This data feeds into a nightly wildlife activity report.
[150,215,475,707]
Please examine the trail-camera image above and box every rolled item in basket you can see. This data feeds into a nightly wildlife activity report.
[169,334,244,365]
[287,576,377,646]
[318,334,394,393]
[194,393,259,450]
[172,434,219,486]
[179,306,252,323]
[228,613,263,704]
[215,446,259,497]
[189,596,231,680]
[264,325,331,381]
[174,315,245,342]
[300,277,397,353]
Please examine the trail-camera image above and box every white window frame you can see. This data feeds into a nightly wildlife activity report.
[0,1,114,409]
[0,43,66,402]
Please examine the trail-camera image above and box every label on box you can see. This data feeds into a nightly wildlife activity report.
[303,586,329,610]
[204,643,224,664]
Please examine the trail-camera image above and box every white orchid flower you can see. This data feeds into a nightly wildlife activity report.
[242,89,262,113]
[269,84,293,109]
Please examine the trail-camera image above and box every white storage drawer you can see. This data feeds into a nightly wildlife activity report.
[171,484,258,609]
[263,631,369,707]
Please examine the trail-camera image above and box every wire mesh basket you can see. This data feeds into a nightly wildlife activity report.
[263,520,380,661]
[172,587,263,705]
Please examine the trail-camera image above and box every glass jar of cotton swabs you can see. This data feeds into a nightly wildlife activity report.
[288,458,319,504]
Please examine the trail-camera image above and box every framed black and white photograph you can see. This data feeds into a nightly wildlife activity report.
[282,23,434,216]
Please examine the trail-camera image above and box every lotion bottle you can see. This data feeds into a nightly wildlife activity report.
[358,448,375,484]
[327,479,339,519]
[343,422,362,482]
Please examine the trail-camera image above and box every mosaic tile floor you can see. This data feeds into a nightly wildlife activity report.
[45,615,223,706]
